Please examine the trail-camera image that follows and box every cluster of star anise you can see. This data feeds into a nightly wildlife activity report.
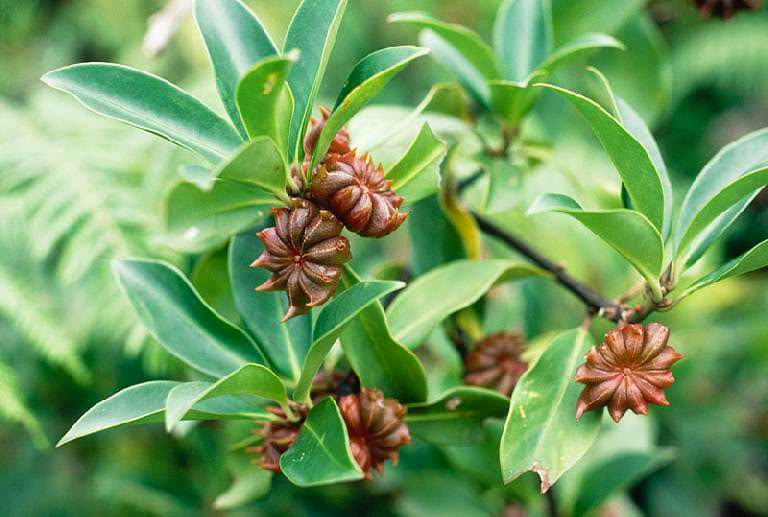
[251,108,408,321]
[249,377,410,479]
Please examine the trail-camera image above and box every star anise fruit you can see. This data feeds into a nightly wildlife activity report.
[694,0,761,18]
[251,198,350,321]
[464,332,528,396]
[303,106,352,162]
[338,388,411,478]
[309,151,408,237]
[575,322,683,423]
[248,404,307,473]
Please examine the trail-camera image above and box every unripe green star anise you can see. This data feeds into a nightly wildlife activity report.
[464,332,528,396]
[575,322,683,423]
[251,198,351,321]
[338,388,411,478]
[694,0,761,18]
[309,151,408,237]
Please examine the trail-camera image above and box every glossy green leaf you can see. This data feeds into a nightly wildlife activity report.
[178,164,214,190]
[164,180,273,253]
[229,230,312,381]
[408,195,467,276]
[405,386,509,445]
[494,0,552,82]
[41,63,242,163]
[386,123,446,204]
[616,96,674,240]
[236,55,294,152]
[387,259,544,348]
[309,46,429,172]
[682,239,768,298]
[212,137,289,203]
[195,0,277,137]
[284,0,347,160]
[388,12,498,78]
[114,259,264,377]
[500,328,601,492]
[676,128,768,265]
[528,193,664,281]
[488,78,542,125]
[293,280,405,403]
[165,364,287,431]
[58,381,270,446]
[280,398,363,486]
[678,166,768,256]
[538,84,666,231]
[387,12,499,105]
[538,33,623,75]
[338,270,428,403]
[585,66,620,118]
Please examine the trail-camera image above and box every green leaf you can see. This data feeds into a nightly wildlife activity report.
[616,96,674,240]
[488,78,542,126]
[676,128,768,265]
[236,55,295,151]
[214,466,272,510]
[114,259,265,377]
[41,63,242,163]
[552,0,644,45]
[309,46,429,172]
[528,193,664,282]
[387,12,497,106]
[386,122,446,204]
[681,239,768,298]
[537,84,666,231]
[229,230,311,381]
[194,0,278,137]
[165,363,288,431]
[500,328,601,492]
[677,166,768,257]
[338,269,428,403]
[293,280,405,403]
[211,137,289,203]
[280,398,363,486]
[178,164,214,190]
[164,180,273,253]
[58,381,270,446]
[405,386,509,445]
[408,195,467,276]
[284,0,347,160]
[494,0,552,82]
[537,33,623,75]
[388,12,498,79]
[387,259,544,349]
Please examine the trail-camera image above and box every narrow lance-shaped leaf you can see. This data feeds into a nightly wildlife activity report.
[114,259,265,378]
[537,84,666,232]
[680,239,768,299]
[41,63,242,163]
[528,194,664,283]
[284,0,348,160]
[537,33,623,75]
[165,363,288,431]
[494,0,552,82]
[57,381,272,446]
[338,269,428,403]
[280,398,363,486]
[309,46,429,172]
[211,136,290,204]
[405,386,509,445]
[386,122,447,204]
[675,127,768,265]
[195,0,278,137]
[293,281,405,404]
[387,259,545,349]
[500,328,602,492]
[229,230,312,381]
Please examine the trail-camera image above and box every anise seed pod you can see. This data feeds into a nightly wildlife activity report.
[575,322,683,423]
[694,0,761,18]
[251,198,351,321]
[464,331,528,396]
[303,106,352,161]
[338,388,411,478]
[309,151,409,237]
[248,404,308,473]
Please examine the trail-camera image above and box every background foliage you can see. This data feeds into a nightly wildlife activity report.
[1,0,767,515]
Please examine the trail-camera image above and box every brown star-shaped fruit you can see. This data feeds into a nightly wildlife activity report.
[248,404,307,472]
[464,332,528,396]
[575,322,683,423]
[251,198,350,321]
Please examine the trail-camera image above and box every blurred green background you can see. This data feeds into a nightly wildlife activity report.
[1,0,767,515]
